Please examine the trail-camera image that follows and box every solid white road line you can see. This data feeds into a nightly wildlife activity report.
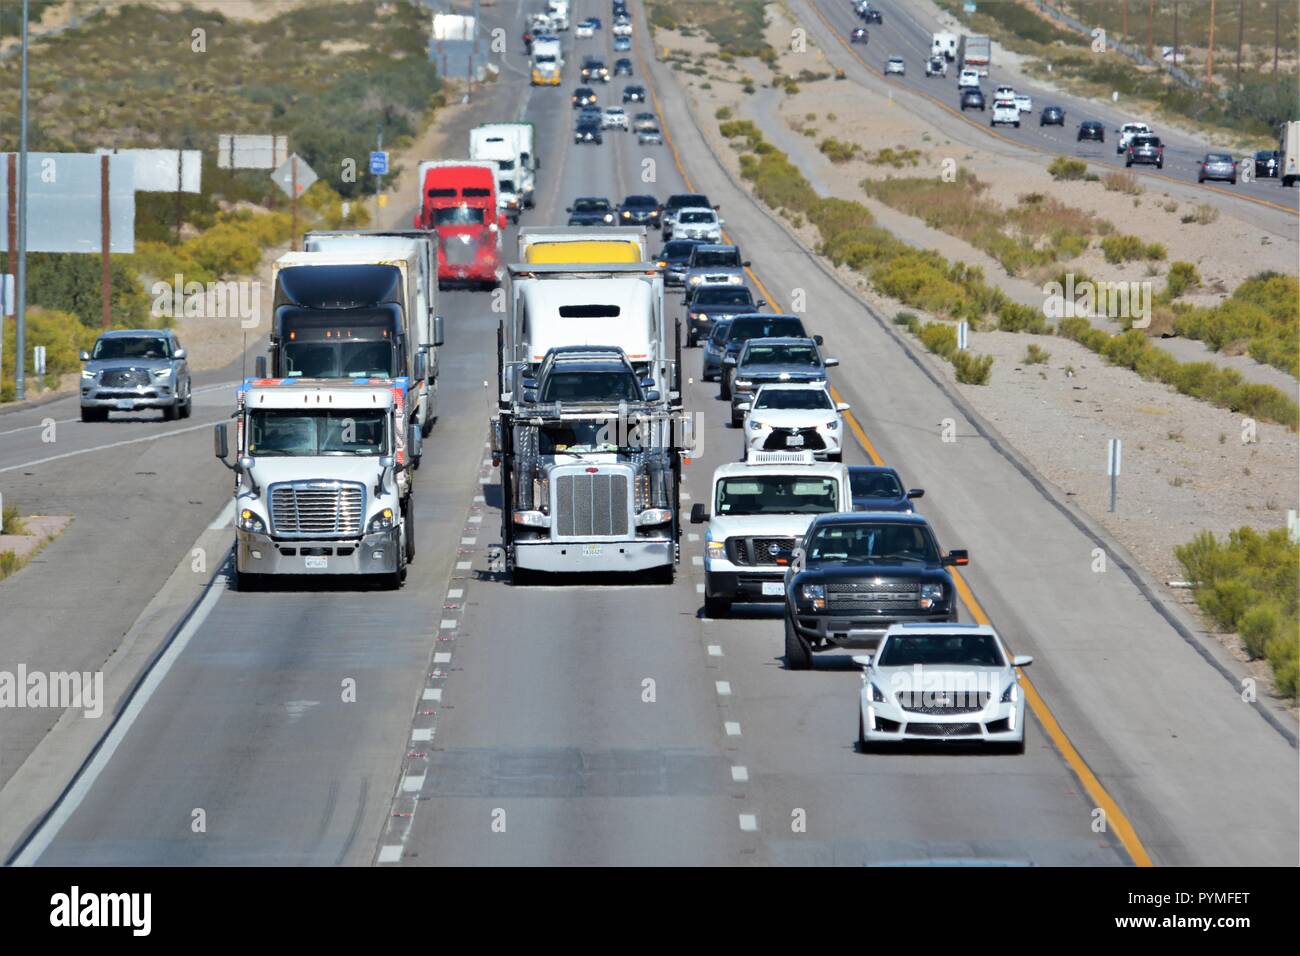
[207,499,236,530]
[12,558,229,865]
[0,420,214,475]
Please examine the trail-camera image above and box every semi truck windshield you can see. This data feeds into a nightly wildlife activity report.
[282,339,394,379]
[247,409,388,456]
[435,206,487,225]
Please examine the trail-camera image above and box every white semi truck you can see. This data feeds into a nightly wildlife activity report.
[531,34,564,86]
[215,378,420,590]
[470,123,539,221]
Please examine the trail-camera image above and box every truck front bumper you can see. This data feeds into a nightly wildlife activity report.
[514,538,672,572]
[81,385,176,411]
[237,528,399,576]
[705,568,787,604]
[789,608,958,648]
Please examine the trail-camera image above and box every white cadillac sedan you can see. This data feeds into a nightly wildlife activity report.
[737,383,848,462]
[856,624,1032,753]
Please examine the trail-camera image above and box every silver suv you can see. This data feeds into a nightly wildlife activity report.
[683,243,747,292]
[80,329,191,422]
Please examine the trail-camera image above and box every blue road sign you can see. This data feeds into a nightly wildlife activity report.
[369,151,389,176]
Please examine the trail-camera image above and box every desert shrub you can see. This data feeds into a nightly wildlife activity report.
[952,351,994,384]
[1102,171,1143,194]
[1100,234,1165,264]
[1024,343,1051,364]
[1,307,98,399]
[919,321,958,358]
[1165,261,1201,298]
[818,137,859,163]
[1047,156,1087,180]
[997,300,1051,334]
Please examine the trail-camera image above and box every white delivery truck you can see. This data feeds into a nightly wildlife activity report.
[302,231,443,434]
[932,31,958,61]
[546,0,570,30]
[959,34,991,76]
[531,34,564,85]
[266,251,433,456]
[215,377,420,590]
[517,225,648,264]
[470,123,538,220]
[1280,120,1299,187]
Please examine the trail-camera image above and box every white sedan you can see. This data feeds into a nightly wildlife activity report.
[738,383,847,461]
[856,624,1033,753]
[612,18,633,36]
[1014,93,1033,113]
[884,56,906,76]
[575,21,595,39]
[601,107,629,130]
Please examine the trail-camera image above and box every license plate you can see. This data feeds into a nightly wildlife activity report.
[787,434,804,447]
[116,399,134,410]
[762,581,786,596]
[582,544,603,558]
[304,556,328,570]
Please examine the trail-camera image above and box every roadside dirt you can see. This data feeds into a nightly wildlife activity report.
[654,10,1300,695]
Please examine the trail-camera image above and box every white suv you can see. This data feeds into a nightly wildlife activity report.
[691,452,852,617]
[738,383,849,461]
[602,106,629,130]
[1117,121,1150,154]
[674,206,723,243]
[991,98,1020,128]
[957,69,980,89]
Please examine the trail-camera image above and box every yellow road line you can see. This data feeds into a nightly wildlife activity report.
[805,0,1297,218]
[642,17,1153,866]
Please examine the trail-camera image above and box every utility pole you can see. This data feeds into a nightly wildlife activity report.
[1173,0,1180,72]
[1206,0,1217,82]
[1122,0,1129,42]
[1235,0,1244,85]
[1146,0,1154,58]
[15,0,30,401]
[1274,0,1280,76]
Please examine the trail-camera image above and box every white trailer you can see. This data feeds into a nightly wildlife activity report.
[932,31,958,61]
[470,123,538,219]
[517,226,648,263]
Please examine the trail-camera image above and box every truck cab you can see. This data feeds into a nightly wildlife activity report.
[215,378,419,590]
[691,451,852,616]
[531,34,564,85]
[415,161,506,290]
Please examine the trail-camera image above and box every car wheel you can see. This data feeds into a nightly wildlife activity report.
[687,332,697,349]
[858,710,868,753]
[730,410,742,428]
[387,537,407,590]
[404,498,415,564]
[704,593,730,618]
[1125,159,1132,167]
[648,563,674,585]
[180,390,193,419]
[80,406,106,423]
[1157,162,1163,169]
[163,402,178,422]
[784,614,812,670]
[720,372,732,399]
[1198,175,1205,183]
[1014,121,1020,128]
[1230,177,1237,185]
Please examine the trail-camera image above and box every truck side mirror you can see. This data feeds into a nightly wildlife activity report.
[409,423,422,464]
[213,422,229,462]
[813,334,824,345]
[722,354,738,366]
[79,350,90,361]
[377,455,395,497]
[943,549,969,566]
[823,357,839,368]
[254,355,268,379]
[173,348,187,360]
[906,488,925,499]
[434,314,445,347]
[414,350,428,383]
[644,389,660,402]
[689,503,708,524]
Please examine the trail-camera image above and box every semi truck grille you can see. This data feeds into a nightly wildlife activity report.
[441,235,477,266]
[726,536,796,567]
[826,579,918,611]
[100,368,151,388]
[897,692,989,715]
[269,481,365,537]
[554,473,629,538]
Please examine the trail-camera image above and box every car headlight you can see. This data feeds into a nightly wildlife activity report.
[688,275,702,286]
[368,508,396,533]
[733,379,752,390]
[622,210,631,218]
[1000,680,1018,703]
[919,582,945,609]
[603,213,613,222]
[636,508,672,527]
[748,419,766,431]
[870,682,888,703]
[238,509,266,533]
[706,538,725,558]
[512,509,550,528]
[824,420,840,430]
[727,274,743,284]
[81,370,96,380]
[151,367,172,379]
[800,583,825,610]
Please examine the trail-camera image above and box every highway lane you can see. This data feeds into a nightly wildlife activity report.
[811,0,1298,227]
[13,0,1295,866]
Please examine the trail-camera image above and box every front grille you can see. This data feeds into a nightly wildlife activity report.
[441,236,477,266]
[906,722,981,737]
[763,428,826,451]
[726,536,796,567]
[100,368,150,388]
[826,579,918,611]
[97,390,159,400]
[554,472,630,538]
[897,692,989,715]
[269,481,364,537]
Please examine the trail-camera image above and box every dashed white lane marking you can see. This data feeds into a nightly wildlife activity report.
[731,765,749,783]
[691,556,703,566]
[402,774,426,793]
[439,618,458,630]
[460,536,477,545]
[696,583,705,593]
[456,561,472,571]
[687,532,700,542]
[479,476,491,484]
[422,688,442,702]
[447,588,464,599]
[411,728,434,742]
[681,492,691,501]
[725,721,742,736]
[433,652,452,664]
[468,515,483,523]
[716,681,732,696]
[474,495,485,503]
[377,845,403,863]
[738,814,758,832]
[708,644,723,657]
[0,419,214,475]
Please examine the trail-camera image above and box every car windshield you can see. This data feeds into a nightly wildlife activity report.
[850,469,903,498]
[669,195,709,209]
[1206,153,1233,162]
[605,108,623,115]
[282,340,394,379]
[1133,137,1160,147]
[663,241,697,259]
[247,409,387,457]
[878,633,1005,667]
[755,388,832,410]
[694,287,753,306]
[541,370,642,403]
[92,336,169,360]
[715,475,839,515]
[434,205,485,225]
[708,322,733,344]
[805,522,939,563]
[573,198,610,211]
[729,318,804,340]
[743,344,819,367]
[680,211,715,224]
[693,249,738,265]
[624,196,655,207]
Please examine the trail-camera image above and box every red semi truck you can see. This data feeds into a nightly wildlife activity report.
[414,160,507,290]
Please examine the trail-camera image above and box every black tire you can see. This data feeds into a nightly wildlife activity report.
[232,563,260,592]
[1198,176,1205,183]
[1157,162,1163,169]
[387,538,406,590]
[512,566,540,587]
[80,406,106,423]
[404,499,415,565]
[180,391,193,419]
[720,372,732,399]
[648,563,675,585]
[704,593,731,618]
[730,411,742,428]
[162,402,178,422]
[687,332,698,349]
[1005,737,1027,755]
[858,710,867,753]
[784,614,812,670]
[1014,121,1020,128]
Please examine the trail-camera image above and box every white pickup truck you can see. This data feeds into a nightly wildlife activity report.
[691,451,852,616]
[215,377,419,590]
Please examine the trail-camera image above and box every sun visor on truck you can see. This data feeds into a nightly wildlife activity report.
[273,264,402,310]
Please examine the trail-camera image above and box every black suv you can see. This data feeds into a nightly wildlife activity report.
[713,313,822,396]
[572,86,597,108]
[618,193,661,225]
[566,196,615,225]
[783,512,967,669]
[581,57,609,83]
[574,118,604,145]
[623,84,647,103]
[960,88,985,111]
[849,466,924,512]
[1040,105,1065,126]
[684,285,763,347]
[1125,134,1164,169]
[1077,120,1105,143]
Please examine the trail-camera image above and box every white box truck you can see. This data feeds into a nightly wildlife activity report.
[1280,120,1299,187]
[531,35,564,85]
[932,31,958,61]
[470,123,538,220]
